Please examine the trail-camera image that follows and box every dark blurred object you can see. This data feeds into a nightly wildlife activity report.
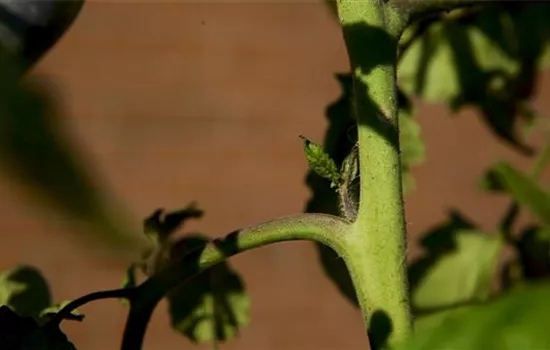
[0,0,83,70]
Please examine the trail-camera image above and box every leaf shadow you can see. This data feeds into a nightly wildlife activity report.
[2,265,52,319]
[0,62,140,249]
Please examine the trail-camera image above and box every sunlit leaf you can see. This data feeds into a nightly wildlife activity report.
[399,92,425,194]
[300,135,341,188]
[398,4,550,153]
[398,283,550,350]
[411,230,504,311]
[413,303,473,334]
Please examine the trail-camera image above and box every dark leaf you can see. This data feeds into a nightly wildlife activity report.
[517,226,550,279]
[38,301,83,323]
[143,203,203,242]
[167,235,249,344]
[0,265,51,319]
[0,305,77,350]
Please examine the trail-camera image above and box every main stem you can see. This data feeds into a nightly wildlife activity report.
[336,0,412,347]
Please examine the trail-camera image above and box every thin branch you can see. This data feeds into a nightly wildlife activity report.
[121,213,351,350]
[46,287,136,327]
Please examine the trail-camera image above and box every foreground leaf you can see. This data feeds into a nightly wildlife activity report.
[517,226,550,279]
[410,230,504,311]
[399,283,550,350]
[0,305,76,350]
[0,265,51,319]
[38,301,83,323]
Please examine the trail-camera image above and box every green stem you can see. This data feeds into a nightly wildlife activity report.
[336,0,411,347]
[46,287,134,327]
[121,213,351,350]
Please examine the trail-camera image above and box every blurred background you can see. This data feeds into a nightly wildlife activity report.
[0,2,548,350]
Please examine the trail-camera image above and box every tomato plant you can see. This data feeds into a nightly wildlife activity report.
[1,1,550,349]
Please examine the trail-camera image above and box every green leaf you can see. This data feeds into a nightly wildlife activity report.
[398,5,550,153]
[411,230,504,311]
[398,283,550,350]
[398,92,425,194]
[300,135,341,188]
[491,162,550,227]
[399,6,547,102]
[167,235,250,344]
[39,301,84,323]
[399,109,425,167]
[398,18,462,102]
[0,265,51,319]
[413,304,473,334]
